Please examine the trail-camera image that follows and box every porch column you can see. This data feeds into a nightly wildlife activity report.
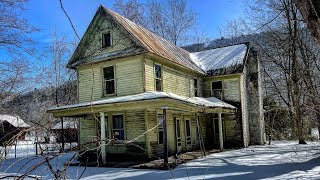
[99,112,107,165]
[218,112,224,151]
[162,108,168,164]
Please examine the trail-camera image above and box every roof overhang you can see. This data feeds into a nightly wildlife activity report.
[47,92,236,117]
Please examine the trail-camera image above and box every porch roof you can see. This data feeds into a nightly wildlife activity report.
[48,91,235,112]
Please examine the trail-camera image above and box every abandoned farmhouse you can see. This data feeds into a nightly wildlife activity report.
[47,6,265,163]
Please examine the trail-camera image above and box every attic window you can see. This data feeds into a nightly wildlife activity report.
[212,81,223,99]
[102,32,111,48]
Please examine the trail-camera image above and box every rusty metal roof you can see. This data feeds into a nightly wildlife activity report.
[103,7,205,74]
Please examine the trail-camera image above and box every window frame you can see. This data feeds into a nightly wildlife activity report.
[102,65,116,97]
[211,80,223,100]
[194,78,198,97]
[101,31,112,49]
[157,114,164,144]
[111,114,125,142]
[154,63,163,91]
[185,119,191,145]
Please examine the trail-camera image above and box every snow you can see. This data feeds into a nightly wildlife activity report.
[0,114,29,128]
[190,44,248,72]
[1,141,320,179]
[0,141,78,159]
[48,91,235,111]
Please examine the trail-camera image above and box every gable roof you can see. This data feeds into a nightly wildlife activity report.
[67,6,205,74]
[0,114,29,128]
[190,43,248,72]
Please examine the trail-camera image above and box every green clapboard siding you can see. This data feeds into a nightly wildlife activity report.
[144,59,155,92]
[77,58,143,102]
[203,75,241,102]
[79,116,97,148]
[145,59,201,97]
[223,78,240,102]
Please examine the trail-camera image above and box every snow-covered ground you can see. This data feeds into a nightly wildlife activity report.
[1,141,320,179]
[0,141,78,159]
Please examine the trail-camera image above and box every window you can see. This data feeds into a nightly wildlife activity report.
[212,81,223,99]
[158,114,163,144]
[102,32,111,48]
[185,119,191,145]
[176,118,181,146]
[194,78,198,97]
[103,66,115,95]
[154,64,162,91]
[112,115,124,141]
[97,115,109,142]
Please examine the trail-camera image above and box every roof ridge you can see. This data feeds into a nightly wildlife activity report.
[103,6,192,55]
[102,6,205,74]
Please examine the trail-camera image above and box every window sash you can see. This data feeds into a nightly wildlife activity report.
[194,78,198,97]
[112,115,124,141]
[185,120,191,145]
[158,114,163,144]
[154,64,162,79]
[103,66,115,95]
[102,32,111,48]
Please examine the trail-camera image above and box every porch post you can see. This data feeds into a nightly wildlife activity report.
[218,112,224,151]
[163,108,168,164]
[99,112,107,165]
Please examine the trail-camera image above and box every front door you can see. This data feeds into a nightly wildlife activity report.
[175,118,182,153]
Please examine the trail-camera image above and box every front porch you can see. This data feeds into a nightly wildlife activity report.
[47,91,238,165]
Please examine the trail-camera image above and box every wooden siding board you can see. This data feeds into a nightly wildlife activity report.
[77,58,143,102]
[79,117,97,148]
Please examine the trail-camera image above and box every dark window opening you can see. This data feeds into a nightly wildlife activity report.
[103,66,115,95]
[186,120,191,145]
[112,115,124,141]
[212,81,223,99]
[155,64,162,91]
[176,118,181,146]
[102,32,111,48]
[158,114,163,144]
[194,78,198,97]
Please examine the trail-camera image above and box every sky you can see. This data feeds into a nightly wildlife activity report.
[23,0,247,45]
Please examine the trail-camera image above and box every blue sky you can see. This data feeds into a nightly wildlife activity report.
[24,0,246,44]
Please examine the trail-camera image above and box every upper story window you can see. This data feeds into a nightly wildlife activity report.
[212,81,223,99]
[102,32,111,48]
[194,78,198,97]
[154,64,162,91]
[103,66,115,96]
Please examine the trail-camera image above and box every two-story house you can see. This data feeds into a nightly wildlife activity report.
[47,6,265,164]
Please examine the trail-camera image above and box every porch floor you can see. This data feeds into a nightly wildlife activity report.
[131,148,231,170]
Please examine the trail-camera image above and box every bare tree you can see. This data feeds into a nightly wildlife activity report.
[0,0,37,54]
[113,0,197,46]
[113,0,146,26]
